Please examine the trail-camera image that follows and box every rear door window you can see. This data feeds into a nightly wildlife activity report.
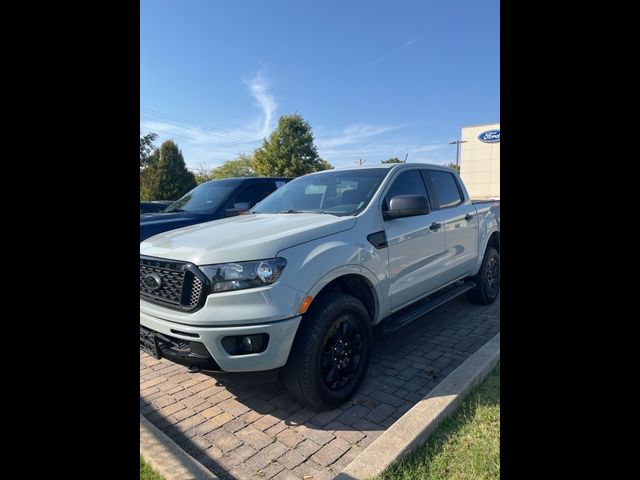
[426,170,463,208]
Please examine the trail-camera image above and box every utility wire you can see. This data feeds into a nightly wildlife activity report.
[140,115,261,145]
[140,125,225,146]
[141,107,257,141]
[140,107,263,144]
[140,125,259,151]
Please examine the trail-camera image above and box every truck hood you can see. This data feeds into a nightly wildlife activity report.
[140,213,357,264]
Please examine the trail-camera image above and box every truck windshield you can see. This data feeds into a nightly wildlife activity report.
[251,169,389,216]
[164,183,236,214]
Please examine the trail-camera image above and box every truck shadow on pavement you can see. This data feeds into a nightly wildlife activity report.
[139,295,500,480]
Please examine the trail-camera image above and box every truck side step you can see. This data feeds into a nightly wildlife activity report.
[380,281,476,334]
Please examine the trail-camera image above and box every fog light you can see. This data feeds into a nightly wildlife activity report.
[240,334,264,353]
[221,333,269,355]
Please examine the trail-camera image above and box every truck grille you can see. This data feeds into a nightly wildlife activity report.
[140,256,207,311]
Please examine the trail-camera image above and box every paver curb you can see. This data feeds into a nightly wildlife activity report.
[335,332,500,480]
[140,414,219,480]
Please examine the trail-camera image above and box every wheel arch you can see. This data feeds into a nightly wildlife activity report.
[471,228,500,276]
[303,266,382,324]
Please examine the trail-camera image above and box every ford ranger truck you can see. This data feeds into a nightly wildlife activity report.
[140,163,500,410]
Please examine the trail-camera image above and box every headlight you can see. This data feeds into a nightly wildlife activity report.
[199,258,287,293]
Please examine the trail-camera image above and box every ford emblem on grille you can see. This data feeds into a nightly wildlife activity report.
[143,273,163,291]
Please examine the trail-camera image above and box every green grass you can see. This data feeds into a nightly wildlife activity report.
[140,456,165,480]
[376,362,500,480]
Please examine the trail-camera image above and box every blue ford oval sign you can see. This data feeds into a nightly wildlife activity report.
[478,129,500,143]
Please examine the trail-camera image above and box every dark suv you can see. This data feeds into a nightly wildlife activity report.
[140,177,291,242]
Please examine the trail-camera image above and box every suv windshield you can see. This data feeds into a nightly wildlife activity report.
[251,169,389,216]
[164,183,236,214]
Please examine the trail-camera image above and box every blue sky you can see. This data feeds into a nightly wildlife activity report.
[140,0,499,171]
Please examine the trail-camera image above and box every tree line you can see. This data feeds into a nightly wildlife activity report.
[140,113,430,201]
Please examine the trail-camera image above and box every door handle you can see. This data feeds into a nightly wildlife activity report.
[430,222,441,231]
[465,213,474,221]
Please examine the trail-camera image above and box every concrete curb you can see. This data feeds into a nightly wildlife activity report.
[335,332,500,480]
[140,414,219,480]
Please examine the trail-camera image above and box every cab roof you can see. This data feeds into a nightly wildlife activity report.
[307,162,455,174]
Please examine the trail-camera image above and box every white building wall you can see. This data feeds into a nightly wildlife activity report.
[459,122,500,200]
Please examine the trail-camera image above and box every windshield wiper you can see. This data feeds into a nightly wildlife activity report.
[275,209,331,214]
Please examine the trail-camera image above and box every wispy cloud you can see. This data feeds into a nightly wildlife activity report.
[318,123,406,148]
[244,71,277,138]
[140,69,278,169]
[316,124,449,167]
[140,67,454,170]
[404,38,419,48]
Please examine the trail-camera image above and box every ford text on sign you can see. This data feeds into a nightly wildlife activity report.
[478,129,500,143]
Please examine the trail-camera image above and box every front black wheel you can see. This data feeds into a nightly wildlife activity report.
[467,246,500,304]
[281,293,372,410]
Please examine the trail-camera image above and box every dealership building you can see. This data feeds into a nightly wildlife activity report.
[459,122,500,200]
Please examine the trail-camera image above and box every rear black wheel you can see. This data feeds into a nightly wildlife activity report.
[281,293,371,410]
[467,246,500,304]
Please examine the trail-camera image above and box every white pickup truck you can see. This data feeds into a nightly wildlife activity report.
[140,163,500,409]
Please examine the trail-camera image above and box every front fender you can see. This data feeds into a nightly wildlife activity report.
[277,237,388,323]
[305,263,385,323]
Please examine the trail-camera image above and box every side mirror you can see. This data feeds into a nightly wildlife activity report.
[383,195,430,220]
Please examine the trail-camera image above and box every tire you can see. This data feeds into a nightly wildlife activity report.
[467,246,500,304]
[281,293,372,410]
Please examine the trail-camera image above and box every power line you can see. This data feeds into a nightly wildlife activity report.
[140,114,261,145]
[140,125,226,147]
[141,107,259,141]
[140,125,257,151]
[140,107,263,144]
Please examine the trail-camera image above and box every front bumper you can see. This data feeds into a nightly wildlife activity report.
[139,310,302,372]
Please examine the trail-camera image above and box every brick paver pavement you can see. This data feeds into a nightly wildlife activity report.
[140,295,500,480]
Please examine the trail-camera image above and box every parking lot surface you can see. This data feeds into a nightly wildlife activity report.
[140,295,500,480]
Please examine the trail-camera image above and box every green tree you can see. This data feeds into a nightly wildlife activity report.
[140,140,197,200]
[211,154,257,179]
[446,162,461,173]
[140,131,158,169]
[381,157,403,164]
[253,114,331,177]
